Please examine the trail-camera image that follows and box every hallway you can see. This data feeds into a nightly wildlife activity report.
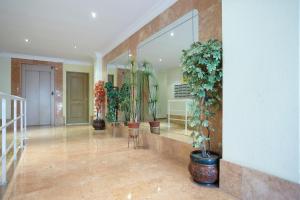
[4,126,235,200]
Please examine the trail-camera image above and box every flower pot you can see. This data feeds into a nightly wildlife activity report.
[188,150,219,186]
[128,122,140,137]
[92,119,105,130]
[149,121,160,134]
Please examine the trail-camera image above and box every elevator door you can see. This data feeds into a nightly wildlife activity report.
[23,65,54,126]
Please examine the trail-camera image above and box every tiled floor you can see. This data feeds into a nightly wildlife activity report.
[4,126,235,200]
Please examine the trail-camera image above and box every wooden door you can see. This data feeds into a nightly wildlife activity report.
[66,72,89,124]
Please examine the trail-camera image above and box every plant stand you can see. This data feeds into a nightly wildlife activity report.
[128,122,140,149]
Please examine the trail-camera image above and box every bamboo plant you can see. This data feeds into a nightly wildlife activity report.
[129,58,141,122]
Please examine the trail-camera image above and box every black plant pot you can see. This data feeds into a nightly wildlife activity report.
[93,119,105,130]
[188,150,219,186]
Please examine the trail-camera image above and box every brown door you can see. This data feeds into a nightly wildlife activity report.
[66,72,89,124]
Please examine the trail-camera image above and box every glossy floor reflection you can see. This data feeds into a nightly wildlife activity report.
[4,126,235,200]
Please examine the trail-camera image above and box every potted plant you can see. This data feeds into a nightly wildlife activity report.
[119,76,131,126]
[142,62,160,134]
[148,82,159,134]
[128,58,141,137]
[93,80,106,130]
[105,82,121,135]
[181,40,222,185]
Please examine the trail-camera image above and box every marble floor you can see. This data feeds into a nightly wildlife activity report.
[4,125,235,200]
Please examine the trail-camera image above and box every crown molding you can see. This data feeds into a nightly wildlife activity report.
[102,0,177,56]
[0,52,92,66]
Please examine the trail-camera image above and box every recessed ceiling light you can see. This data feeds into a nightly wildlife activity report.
[73,45,77,49]
[91,12,97,18]
[159,58,162,62]
[170,32,174,37]
[24,38,30,43]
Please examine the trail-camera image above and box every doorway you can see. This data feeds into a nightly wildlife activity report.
[66,72,89,124]
[22,64,54,126]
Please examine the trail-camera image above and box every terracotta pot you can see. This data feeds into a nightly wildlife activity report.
[92,119,105,130]
[128,122,140,129]
[128,122,140,137]
[188,150,219,186]
[149,121,160,134]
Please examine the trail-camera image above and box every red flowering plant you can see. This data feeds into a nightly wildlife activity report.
[94,81,106,120]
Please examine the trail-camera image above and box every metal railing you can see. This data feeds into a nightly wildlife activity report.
[0,92,26,185]
[167,99,192,135]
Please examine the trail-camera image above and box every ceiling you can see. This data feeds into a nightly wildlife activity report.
[0,0,176,63]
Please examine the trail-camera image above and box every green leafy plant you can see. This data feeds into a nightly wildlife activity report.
[119,74,131,124]
[181,39,222,158]
[105,82,119,122]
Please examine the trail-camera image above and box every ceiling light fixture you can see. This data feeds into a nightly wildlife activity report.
[159,58,162,62]
[24,38,30,43]
[74,45,77,49]
[170,32,174,37]
[129,54,132,57]
[91,11,97,18]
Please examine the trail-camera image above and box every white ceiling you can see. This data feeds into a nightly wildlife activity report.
[0,0,177,63]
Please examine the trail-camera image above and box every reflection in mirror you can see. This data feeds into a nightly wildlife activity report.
[137,10,198,142]
[107,51,131,123]
[107,51,130,88]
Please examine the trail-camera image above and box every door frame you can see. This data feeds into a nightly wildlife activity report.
[66,72,89,125]
[21,64,55,126]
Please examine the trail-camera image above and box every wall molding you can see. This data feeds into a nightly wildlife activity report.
[102,0,178,55]
[0,52,92,66]
[220,159,300,199]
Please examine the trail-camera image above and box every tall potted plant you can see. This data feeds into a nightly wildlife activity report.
[181,40,222,185]
[93,80,106,130]
[128,58,141,137]
[119,76,131,126]
[105,82,120,135]
[143,62,160,134]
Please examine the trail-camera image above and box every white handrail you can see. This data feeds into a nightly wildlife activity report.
[0,92,26,185]
[167,99,192,135]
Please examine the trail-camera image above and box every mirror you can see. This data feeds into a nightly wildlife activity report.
[137,10,199,139]
[107,51,130,88]
[106,50,131,123]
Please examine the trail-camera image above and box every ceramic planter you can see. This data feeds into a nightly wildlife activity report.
[92,119,105,130]
[188,150,219,186]
[149,121,160,134]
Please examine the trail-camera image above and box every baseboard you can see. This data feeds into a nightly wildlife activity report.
[219,159,300,199]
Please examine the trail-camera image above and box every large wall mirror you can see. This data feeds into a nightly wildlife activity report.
[137,10,198,140]
[107,51,130,88]
[106,51,130,122]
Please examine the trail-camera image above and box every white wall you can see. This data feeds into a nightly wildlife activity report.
[0,57,11,119]
[155,67,189,118]
[223,0,299,183]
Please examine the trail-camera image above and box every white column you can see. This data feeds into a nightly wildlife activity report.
[94,52,103,83]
